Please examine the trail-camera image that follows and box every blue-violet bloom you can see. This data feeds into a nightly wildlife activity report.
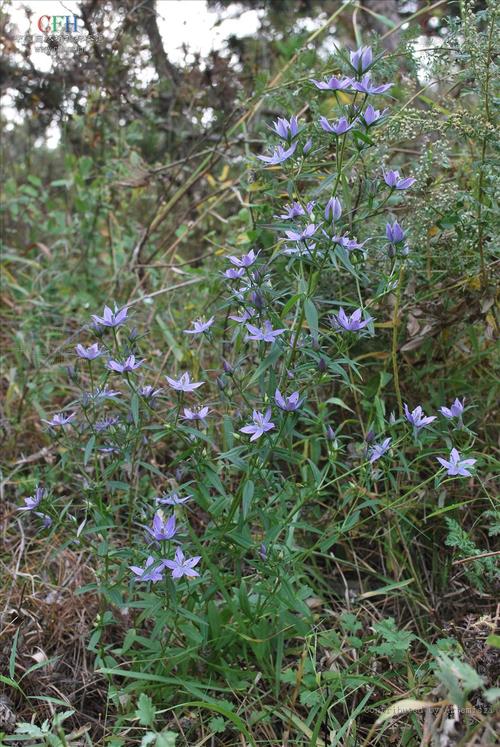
[285,223,318,241]
[107,355,144,373]
[130,556,164,583]
[245,320,286,343]
[331,308,374,332]
[271,115,299,140]
[350,45,373,74]
[332,234,366,251]
[436,448,476,477]
[369,437,392,463]
[139,385,163,399]
[163,547,201,579]
[275,388,302,412]
[229,308,255,324]
[156,492,191,506]
[439,398,465,419]
[386,220,405,244]
[223,267,246,280]
[18,486,46,512]
[362,104,388,126]
[75,343,103,360]
[404,403,437,429]
[184,317,215,335]
[182,405,209,421]
[311,75,352,91]
[166,372,204,392]
[147,511,177,541]
[91,305,128,328]
[42,412,76,427]
[278,201,314,220]
[319,116,355,135]
[352,75,392,95]
[227,249,258,268]
[384,170,416,190]
[95,416,119,432]
[240,409,275,441]
[258,141,297,165]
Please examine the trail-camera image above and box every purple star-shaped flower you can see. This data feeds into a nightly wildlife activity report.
[271,115,299,140]
[130,556,164,583]
[223,267,246,280]
[139,385,163,399]
[439,398,465,419]
[165,372,204,392]
[42,412,76,427]
[156,492,191,506]
[183,317,215,335]
[352,75,392,95]
[350,45,373,74]
[275,388,302,412]
[107,355,144,373]
[229,308,255,324]
[325,197,342,222]
[90,386,121,400]
[258,141,298,165]
[386,220,405,244]
[436,448,476,477]
[331,308,374,332]
[163,547,201,579]
[404,403,437,429]
[146,511,177,541]
[384,170,416,190]
[240,409,275,441]
[362,104,388,127]
[311,75,352,91]
[278,201,315,220]
[91,305,128,328]
[282,241,318,258]
[319,116,355,135]
[75,343,103,360]
[227,249,258,268]
[95,416,119,432]
[284,223,318,241]
[245,320,286,343]
[369,437,392,463]
[332,234,366,252]
[18,486,46,512]
[182,405,209,422]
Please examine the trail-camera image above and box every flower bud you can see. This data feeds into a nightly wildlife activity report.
[318,357,327,373]
[251,290,264,310]
[222,359,233,374]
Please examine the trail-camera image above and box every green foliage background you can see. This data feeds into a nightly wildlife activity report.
[1,1,498,745]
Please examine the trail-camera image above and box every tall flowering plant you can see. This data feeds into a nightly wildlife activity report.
[19,44,481,697]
